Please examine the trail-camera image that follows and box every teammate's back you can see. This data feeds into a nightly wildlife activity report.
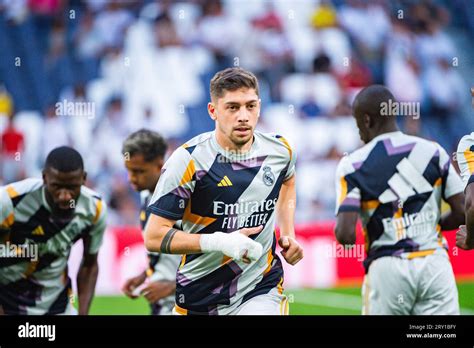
[337,131,463,270]
[335,85,465,315]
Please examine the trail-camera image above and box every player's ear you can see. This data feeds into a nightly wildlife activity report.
[82,171,87,184]
[42,170,47,184]
[208,102,217,121]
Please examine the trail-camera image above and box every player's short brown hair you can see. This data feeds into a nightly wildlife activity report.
[210,67,259,101]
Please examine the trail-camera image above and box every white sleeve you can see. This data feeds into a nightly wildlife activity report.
[0,186,14,232]
[148,147,196,221]
[456,134,474,189]
[87,199,107,254]
[438,144,464,199]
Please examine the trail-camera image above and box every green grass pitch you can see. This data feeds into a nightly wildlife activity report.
[88,281,474,315]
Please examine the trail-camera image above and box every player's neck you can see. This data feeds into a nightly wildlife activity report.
[371,124,400,141]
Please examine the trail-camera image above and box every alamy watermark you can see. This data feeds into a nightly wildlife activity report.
[18,322,55,341]
[380,99,420,120]
[217,149,259,166]
[325,242,365,262]
[0,242,38,261]
[55,99,95,119]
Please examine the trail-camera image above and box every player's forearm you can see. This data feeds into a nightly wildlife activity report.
[77,261,99,315]
[440,209,467,233]
[145,226,202,254]
[277,177,296,238]
[277,203,295,238]
[145,214,263,261]
[335,226,357,245]
[335,212,358,246]
[440,212,464,231]
[440,193,465,231]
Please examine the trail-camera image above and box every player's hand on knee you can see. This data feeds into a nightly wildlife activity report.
[279,236,303,265]
[456,225,474,250]
[200,226,264,263]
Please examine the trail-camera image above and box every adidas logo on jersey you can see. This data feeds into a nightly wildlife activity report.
[32,226,44,236]
[379,158,433,203]
[217,176,233,187]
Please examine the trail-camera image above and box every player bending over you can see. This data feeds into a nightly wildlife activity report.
[0,146,107,315]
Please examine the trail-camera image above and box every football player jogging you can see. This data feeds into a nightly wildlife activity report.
[121,129,181,315]
[0,146,107,315]
[335,85,465,315]
[144,67,303,315]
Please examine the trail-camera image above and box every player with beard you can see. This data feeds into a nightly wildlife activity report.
[144,67,303,315]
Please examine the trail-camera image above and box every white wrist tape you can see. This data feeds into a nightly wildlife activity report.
[200,232,263,262]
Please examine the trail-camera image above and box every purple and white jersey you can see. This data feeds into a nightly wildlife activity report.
[335,131,464,272]
[148,130,296,315]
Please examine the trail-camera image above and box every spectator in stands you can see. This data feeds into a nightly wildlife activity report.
[91,96,129,177]
[195,0,245,70]
[1,115,25,183]
[0,86,13,127]
[93,1,133,51]
[310,0,351,76]
[59,83,94,156]
[1,0,472,222]
[73,8,102,80]
[251,4,294,101]
[309,53,342,113]
[45,17,73,99]
[423,56,467,150]
[338,0,390,83]
[42,104,70,161]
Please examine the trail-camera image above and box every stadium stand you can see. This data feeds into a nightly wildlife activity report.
[1,0,473,225]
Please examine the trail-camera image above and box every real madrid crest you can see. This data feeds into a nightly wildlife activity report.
[262,166,275,186]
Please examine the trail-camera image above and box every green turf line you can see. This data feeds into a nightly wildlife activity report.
[89,282,474,315]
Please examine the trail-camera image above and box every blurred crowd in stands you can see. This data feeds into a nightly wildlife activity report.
[1,0,473,223]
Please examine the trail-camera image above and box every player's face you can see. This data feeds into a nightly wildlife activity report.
[43,168,86,215]
[124,154,163,192]
[209,88,260,149]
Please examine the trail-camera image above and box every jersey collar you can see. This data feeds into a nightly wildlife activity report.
[370,131,403,143]
[210,130,260,161]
